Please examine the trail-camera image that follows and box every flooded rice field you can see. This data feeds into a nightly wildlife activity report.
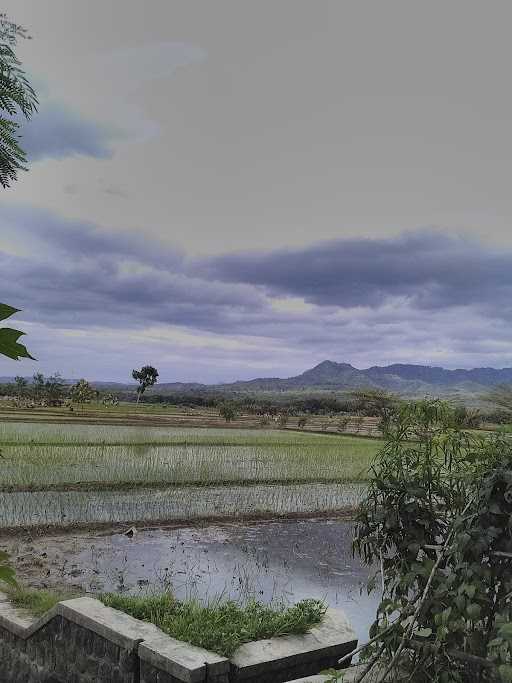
[3,517,378,644]
[0,482,365,527]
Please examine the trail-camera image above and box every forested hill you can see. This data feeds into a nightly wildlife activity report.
[4,360,512,397]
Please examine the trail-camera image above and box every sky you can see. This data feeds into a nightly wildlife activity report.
[1,0,512,383]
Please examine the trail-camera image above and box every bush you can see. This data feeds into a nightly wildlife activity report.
[219,402,237,422]
[352,399,512,682]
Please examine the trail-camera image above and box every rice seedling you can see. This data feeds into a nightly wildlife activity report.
[0,483,365,527]
[0,424,377,527]
[0,426,379,491]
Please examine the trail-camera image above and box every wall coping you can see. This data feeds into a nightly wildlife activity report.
[230,608,356,678]
[0,592,357,682]
[139,631,229,682]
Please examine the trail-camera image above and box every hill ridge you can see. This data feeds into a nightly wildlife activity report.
[3,360,512,397]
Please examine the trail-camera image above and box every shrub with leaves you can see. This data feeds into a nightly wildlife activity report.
[70,379,95,407]
[351,399,512,682]
[219,401,237,422]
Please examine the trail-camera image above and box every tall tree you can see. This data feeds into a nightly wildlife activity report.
[132,365,159,404]
[45,372,65,404]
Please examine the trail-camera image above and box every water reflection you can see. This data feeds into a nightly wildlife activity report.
[73,517,378,643]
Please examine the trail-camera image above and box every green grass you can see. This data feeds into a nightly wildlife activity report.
[101,593,326,657]
[5,586,326,657]
[0,426,380,491]
[7,586,74,616]
[496,424,512,433]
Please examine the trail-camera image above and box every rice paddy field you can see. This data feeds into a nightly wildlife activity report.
[0,422,380,528]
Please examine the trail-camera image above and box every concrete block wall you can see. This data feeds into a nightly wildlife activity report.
[0,592,357,683]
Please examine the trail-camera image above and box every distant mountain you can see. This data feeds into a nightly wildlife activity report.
[4,361,512,398]
[150,360,512,398]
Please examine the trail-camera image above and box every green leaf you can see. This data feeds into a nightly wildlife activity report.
[414,627,432,638]
[0,328,35,360]
[499,623,512,640]
[462,583,476,599]
[466,603,481,620]
[499,664,512,683]
[0,303,19,322]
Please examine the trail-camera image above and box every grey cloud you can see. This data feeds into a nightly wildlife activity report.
[201,229,512,314]
[4,205,512,378]
[0,206,265,334]
[18,102,116,161]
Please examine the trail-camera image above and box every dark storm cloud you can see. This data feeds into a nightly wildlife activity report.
[18,102,116,161]
[1,204,183,270]
[200,230,512,313]
[0,206,264,333]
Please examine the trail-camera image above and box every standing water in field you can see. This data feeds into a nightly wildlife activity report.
[3,517,379,645]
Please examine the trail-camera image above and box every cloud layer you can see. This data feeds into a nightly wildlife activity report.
[15,103,116,162]
[2,206,512,380]
[201,230,512,315]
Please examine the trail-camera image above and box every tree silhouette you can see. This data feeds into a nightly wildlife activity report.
[132,365,159,404]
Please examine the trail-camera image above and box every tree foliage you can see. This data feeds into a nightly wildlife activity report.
[132,365,159,404]
[348,388,401,421]
[70,378,95,406]
[0,13,37,188]
[347,400,512,682]
[219,402,237,422]
[43,372,65,404]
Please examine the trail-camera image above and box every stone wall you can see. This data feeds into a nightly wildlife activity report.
[0,592,357,683]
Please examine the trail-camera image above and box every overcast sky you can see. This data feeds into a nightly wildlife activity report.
[2,1,512,382]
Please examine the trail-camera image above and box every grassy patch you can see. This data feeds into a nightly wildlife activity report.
[101,593,326,657]
[7,586,74,616]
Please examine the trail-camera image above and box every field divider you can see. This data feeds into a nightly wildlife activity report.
[0,477,369,493]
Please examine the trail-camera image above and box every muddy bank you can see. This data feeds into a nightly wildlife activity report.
[0,507,356,537]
